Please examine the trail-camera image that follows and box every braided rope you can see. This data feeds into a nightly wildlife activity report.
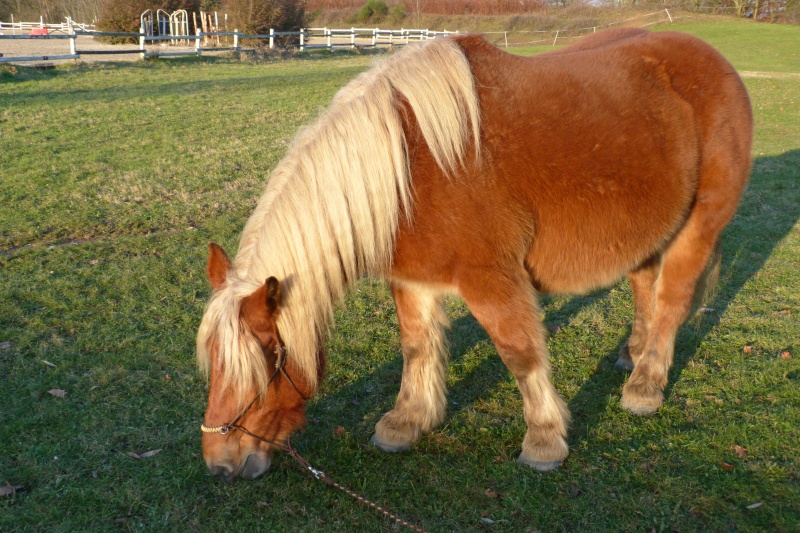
[220,423,428,532]
[284,445,428,533]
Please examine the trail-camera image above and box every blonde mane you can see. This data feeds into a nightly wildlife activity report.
[197,37,481,405]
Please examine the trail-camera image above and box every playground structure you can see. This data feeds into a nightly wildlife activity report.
[140,9,191,45]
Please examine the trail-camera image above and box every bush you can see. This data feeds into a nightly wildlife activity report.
[224,0,305,45]
[388,4,405,24]
[355,0,388,23]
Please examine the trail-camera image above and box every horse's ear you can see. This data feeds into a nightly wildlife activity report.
[265,276,281,315]
[207,242,231,290]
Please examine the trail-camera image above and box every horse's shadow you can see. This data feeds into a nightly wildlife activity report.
[301,149,800,460]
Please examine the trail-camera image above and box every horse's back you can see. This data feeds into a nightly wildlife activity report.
[394,31,750,294]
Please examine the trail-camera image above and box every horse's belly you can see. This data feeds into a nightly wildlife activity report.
[524,170,694,294]
[505,79,699,294]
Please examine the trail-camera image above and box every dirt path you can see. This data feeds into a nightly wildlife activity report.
[739,71,800,80]
[0,34,200,65]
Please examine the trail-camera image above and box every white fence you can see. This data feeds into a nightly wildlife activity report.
[0,22,456,64]
[0,16,95,35]
[0,10,676,64]
[482,9,674,47]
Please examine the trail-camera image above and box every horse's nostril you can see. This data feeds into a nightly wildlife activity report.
[241,453,271,480]
[209,464,236,483]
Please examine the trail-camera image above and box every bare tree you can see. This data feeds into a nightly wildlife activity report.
[0,0,99,22]
[411,0,426,27]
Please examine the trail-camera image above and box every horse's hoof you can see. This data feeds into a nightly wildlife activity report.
[518,434,568,472]
[620,397,660,415]
[620,383,662,415]
[614,356,635,372]
[518,456,561,471]
[369,433,411,453]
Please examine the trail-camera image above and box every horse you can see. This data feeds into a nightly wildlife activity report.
[196,28,752,482]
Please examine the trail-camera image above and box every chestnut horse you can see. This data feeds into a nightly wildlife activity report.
[197,29,752,481]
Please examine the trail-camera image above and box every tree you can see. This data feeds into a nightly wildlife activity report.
[0,0,98,21]
[223,0,305,39]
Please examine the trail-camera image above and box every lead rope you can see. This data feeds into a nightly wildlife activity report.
[203,341,428,532]
[283,441,429,533]
[227,423,428,533]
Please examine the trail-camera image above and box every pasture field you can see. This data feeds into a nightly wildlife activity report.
[2,20,799,532]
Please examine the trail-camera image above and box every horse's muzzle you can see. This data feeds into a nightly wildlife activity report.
[207,452,271,482]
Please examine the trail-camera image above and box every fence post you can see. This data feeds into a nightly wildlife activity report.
[300,29,305,52]
[195,28,202,54]
[504,31,508,48]
[214,11,219,45]
[372,28,377,47]
[270,28,274,49]
[326,27,331,50]
[69,20,77,59]
[552,30,559,46]
[233,29,239,52]
[351,27,355,49]
[139,24,146,60]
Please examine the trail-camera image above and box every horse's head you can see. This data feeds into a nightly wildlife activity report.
[198,243,321,482]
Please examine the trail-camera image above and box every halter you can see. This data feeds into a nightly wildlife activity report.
[200,342,307,438]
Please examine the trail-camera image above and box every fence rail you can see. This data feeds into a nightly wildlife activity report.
[0,16,95,35]
[482,9,672,47]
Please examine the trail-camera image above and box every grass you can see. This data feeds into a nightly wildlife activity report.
[2,20,799,532]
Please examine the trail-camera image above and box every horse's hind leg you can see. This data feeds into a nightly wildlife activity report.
[621,166,746,414]
[372,282,449,452]
[620,64,751,414]
[458,268,570,471]
[616,255,661,372]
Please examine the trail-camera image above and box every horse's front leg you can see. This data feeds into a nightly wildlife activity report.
[371,282,450,452]
[458,268,570,471]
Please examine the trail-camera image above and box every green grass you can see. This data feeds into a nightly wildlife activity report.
[2,21,799,532]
